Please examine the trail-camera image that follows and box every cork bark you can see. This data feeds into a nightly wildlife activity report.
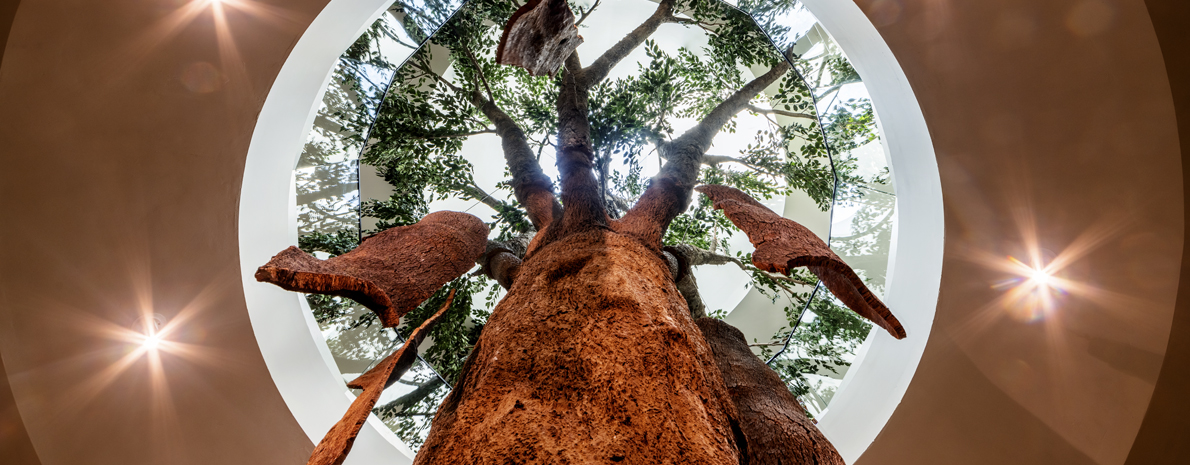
[256,3,910,462]
[697,317,845,465]
[697,185,906,339]
[413,230,745,465]
[254,211,488,327]
[496,0,583,77]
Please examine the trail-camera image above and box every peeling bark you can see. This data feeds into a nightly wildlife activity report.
[305,290,459,465]
[496,0,583,77]
[697,317,845,465]
[255,211,488,327]
[697,185,906,339]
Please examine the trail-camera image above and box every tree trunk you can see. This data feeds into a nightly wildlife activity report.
[696,318,845,465]
[414,229,745,464]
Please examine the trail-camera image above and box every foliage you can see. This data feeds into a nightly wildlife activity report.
[757,292,873,413]
[298,229,360,256]
[297,0,893,445]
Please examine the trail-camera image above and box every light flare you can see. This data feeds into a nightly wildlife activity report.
[113,0,301,93]
[994,255,1068,323]
[56,277,233,421]
[958,202,1139,332]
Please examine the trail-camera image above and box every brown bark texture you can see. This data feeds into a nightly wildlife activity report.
[254,211,488,327]
[480,241,523,290]
[696,317,846,465]
[413,229,745,465]
[696,185,907,339]
[306,290,459,465]
[496,0,583,77]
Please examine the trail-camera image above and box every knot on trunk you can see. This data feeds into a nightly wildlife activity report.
[479,236,531,289]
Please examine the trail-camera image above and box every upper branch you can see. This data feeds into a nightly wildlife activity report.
[580,0,676,88]
[546,51,610,237]
[746,104,814,120]
[574,0,601,26]
[470,91,561,230]
[458,181,505,212]
[670,243,746,269]
[617,58,793,246]
[662,58,793,185]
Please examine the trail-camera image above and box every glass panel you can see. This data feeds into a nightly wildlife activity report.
[734,0,896,413]
[765,285,873,418]
[367,349,453,449]
[739,0,893,195]
[830,182,896,296]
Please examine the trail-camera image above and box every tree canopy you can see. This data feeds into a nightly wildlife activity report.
[292,0,894,448]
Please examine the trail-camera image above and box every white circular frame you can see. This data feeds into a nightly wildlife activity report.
[237,1,943,463]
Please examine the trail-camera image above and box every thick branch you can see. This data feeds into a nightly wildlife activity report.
[617,59,792,246]
[580,0,675,87]
[697,184,906,339]
[544,52,609,240]
[256,212,486,327]
[670,243,745,269]
[662,59,793,186]
[471,93,561,231]
[478,233,532,289]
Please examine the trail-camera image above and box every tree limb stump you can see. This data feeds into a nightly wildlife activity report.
[306,290,459,465]
[496,0,583,77]
[696,185,905,339]
[255,211,488,327]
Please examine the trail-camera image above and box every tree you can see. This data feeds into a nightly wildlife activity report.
[270,0,903,463]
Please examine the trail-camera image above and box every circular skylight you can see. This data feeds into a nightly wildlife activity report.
[241,0,943,461]
[292,0,895,448]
